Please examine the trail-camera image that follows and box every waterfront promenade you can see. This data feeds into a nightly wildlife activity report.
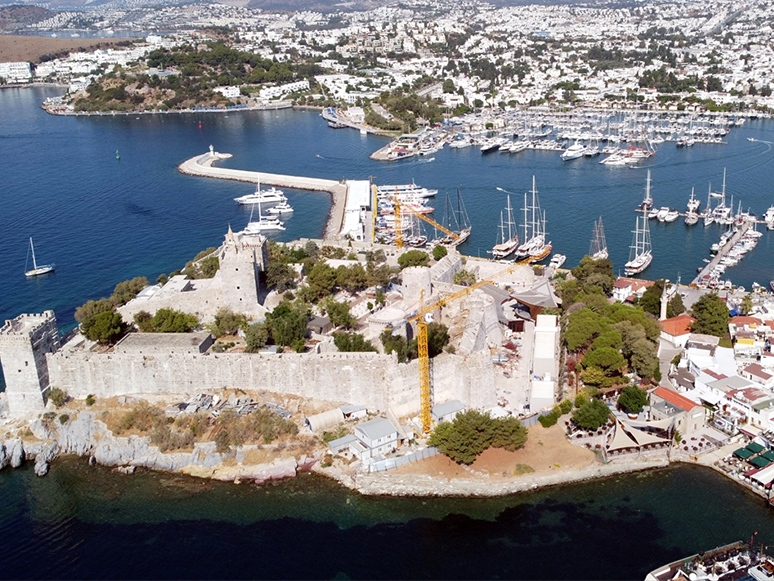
[178,148,348,239]
[691,221,752,285]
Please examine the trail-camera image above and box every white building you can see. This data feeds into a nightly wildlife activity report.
[0,62,32,84]
[214,86,241,99]
[350,417,400,460]
[259,79,310,100]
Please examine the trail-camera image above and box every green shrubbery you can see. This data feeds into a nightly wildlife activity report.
[618,384,648,414]
[572,398,611,430]
[47,388,68,408]
[428,410,527,464]
[538,399,574,428]
[208,307,248,337]
[333,332,377,352]
[134,308,199,333]
[214,408,298,453]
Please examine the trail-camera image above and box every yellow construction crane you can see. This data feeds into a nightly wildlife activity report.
[392,196,459,250]
[406,257,536,434]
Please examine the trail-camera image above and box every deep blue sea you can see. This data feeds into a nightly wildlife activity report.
[4,87,774,580]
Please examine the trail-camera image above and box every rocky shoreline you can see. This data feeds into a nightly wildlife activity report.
[0,411,321,483]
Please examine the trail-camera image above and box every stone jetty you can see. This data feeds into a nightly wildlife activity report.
[178,147,348,239]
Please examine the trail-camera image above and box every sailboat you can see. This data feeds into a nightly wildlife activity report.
[514,176,551,261]
[432,189,471,247]
[25,237,55,277]
[590,217,608,260]
[624,175,653,276]
[242,197,285,235]
[703,184,714,226]
[491,195,519,259]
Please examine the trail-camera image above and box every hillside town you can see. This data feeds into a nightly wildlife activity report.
[3,0,774,115]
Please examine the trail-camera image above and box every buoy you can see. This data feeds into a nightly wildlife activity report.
[199,121,202,129]
[116,150,120,160]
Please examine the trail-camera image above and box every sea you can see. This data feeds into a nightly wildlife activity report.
[3,86,774,579]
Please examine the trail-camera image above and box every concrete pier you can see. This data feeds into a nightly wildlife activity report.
[178,149,348,240]
[692,221,752,285]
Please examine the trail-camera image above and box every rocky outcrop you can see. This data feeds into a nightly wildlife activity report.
[0,411,313,486]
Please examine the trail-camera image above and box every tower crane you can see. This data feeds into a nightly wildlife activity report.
[406,256,538,434]
[391,197,459,250]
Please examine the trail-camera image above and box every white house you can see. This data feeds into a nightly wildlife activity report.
[351,417,400,461]
[214,86,241,99]
[0,62,32,83]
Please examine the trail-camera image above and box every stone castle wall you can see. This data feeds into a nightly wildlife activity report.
[46,350,496,417]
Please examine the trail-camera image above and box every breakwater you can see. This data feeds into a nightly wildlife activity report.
[178,148,348,239]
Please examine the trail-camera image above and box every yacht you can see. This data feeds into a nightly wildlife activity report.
[514,176,552,261]
[686,187,701,214]
[242,199,285,234]
[548,254,566,269]
[764,206,774,230]
[664,209,680,222]
[684,211,699,226]
[560,142,586,161]
[656,207,670,221]
[235,182,287,206]
[266,201,294,215]
[376,181,438,198]
[24,237,54,277]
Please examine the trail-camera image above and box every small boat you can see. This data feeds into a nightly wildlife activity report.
[684,212,699,225]
[548,254,566,269]
[664,209,680,222]
[686,187,701,214]
[25,237,54,277]
[770,280,774,292]
[116,150,120,160]
[656,206,670,221]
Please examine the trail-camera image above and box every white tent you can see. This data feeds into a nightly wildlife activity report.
[305,408,345,432]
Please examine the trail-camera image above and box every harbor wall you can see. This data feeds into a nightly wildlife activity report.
[45,351,496,417]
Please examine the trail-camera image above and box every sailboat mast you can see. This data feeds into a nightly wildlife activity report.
[506,195,513,241]
[29,237,37,270]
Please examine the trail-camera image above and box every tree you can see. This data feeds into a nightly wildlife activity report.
[432,245,448,261]
[592,330,623,351]
[639,280,665,317]
[306,262,337,300]
[618,385,648,414]
[426,322,450,357]
[75,298,115,324]
[454,269,476,286]
[333,332,377,352]
[380,329,411,363]
[336,264,367,292]
[209,308,247,337]
[572,398,610,430]
[630,337,659,378]
[134,310,154,332]
[566,308,605,351]
[146,308,199,333]
[428,410,527,464]
[690,292,730,337]
[324,299,355,329]
[84,311,127,344]
[266,261,296,291]
[267,303,308,347]
[397,250,430,269]
[582,346,626,375]
[740,295,753,316]
[245,322,269,352]
[442,78,455,93]
[669,293,686,317]
[571,256,614,294]
[111,276,150,305]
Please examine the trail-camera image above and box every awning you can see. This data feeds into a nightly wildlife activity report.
[749,456,771,468]
[761,450,774,462]
[747,442,765,454]
[734,447,754,459]
[607,423,639,452]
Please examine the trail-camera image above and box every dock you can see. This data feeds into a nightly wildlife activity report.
[178,148,348,240]
[692,220,752,285]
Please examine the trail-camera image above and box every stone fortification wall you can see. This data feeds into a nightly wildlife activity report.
[46,350,496,417]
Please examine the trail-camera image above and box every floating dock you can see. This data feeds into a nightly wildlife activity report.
[178,148,348,239]
[692,221,752,286]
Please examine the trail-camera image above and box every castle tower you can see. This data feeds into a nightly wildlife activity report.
[0,311,60,416]
[218,229,266,315]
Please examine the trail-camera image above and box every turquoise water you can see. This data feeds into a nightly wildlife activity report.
[1,459,774,579]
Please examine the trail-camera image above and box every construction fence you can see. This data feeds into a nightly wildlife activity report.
[369,447,440,473]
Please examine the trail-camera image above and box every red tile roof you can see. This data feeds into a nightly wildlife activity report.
[704,369,727,380]
[653,386,702,412]
[660,314,696,337]
[731,316,764,327]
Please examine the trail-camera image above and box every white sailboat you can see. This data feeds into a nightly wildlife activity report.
[242,197,285,235]
[590,217,608,260]
[624,175,653,276]
[491,195,519,259]
[25,237,54,277]
[515,176,551,261]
